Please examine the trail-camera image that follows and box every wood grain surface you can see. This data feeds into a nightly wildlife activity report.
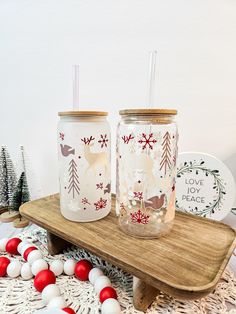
[20,194,236,300]
[13,217,29,228]
[58,111,108,117]
[119,108,177,115]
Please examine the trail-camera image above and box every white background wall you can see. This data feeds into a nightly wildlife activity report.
[0,0,236,200]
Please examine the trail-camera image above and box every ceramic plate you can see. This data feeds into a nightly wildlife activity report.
[176,152,235,220]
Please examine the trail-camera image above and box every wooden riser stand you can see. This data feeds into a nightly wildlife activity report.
[20,194,236,311]
[47,231,159,311]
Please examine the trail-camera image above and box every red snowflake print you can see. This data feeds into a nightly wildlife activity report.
[94,197,107,210]
[138,133,157,150]
[122,134,134,144]
[59,132,65,141]
[96,182,103,190]
[133,191,143,200]
[98,134,109,148]
[82,197,91,205]
[130,209,150,225]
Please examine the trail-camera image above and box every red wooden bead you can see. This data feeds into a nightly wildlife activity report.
[23,246,37,261]
[99,286,118,303]
[34,269,56,292]
[6,238,22,255]
[0,256,10,277]
[74,259,93,281]
[62,308,76,314]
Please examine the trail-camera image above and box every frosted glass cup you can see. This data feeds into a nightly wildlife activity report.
[58,111,111,222]
[116,109,178,238]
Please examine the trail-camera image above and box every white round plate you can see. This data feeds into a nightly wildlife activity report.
[176,152,235,220]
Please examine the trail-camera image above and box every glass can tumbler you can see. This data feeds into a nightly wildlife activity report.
[116,109,178,238]
[58,111,111,222]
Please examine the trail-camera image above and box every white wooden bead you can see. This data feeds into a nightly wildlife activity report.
[17,241,29,255]
[31,259,48,276]
[63,259,76,276]
[20,243,32,256]
[7,260,22,278]
[50,260,64,276]
[21,262,33,280]
[42,284,61,305]
[89,267,104,285]
[0,238,8,252]
[47,296,67,309]
[27,250,43,265]
[101,298,121,314]
[94,275,111,294]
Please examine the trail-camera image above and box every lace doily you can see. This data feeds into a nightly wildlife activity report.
[0,228,235,314]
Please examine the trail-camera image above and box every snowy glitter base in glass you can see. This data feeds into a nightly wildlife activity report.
[119,215,174,238]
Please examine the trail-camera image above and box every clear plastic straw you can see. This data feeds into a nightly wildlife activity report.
[73,65,80,110]
[147,50,157,108]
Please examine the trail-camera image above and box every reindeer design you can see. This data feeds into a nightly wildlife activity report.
[121,152,157,191]
[81,136,109,174]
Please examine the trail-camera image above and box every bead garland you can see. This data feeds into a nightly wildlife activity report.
[0,237,121,314]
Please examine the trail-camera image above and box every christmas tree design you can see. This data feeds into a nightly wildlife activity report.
[0,146,16,209]
[68,159,80,198]
[160,132,171,175]
[12,172,30,219]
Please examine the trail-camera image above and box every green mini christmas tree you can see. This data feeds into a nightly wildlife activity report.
[0,146,17,210]
[17,145,40,200]
[12,172,30,219]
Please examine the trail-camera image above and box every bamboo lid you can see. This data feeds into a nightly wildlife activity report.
[58,111,108,117]
[119,108,177,115]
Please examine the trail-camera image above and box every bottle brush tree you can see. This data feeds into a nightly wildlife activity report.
[12,172,30,220]
[0,146,17,210]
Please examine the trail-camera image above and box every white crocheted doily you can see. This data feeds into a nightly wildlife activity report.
[0,228,235,314]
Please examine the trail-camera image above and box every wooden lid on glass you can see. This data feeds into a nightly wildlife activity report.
[58,111,108,117]
[119,109,177,115]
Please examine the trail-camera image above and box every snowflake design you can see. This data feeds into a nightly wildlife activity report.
[59,132,65,140]
[138,133,157,150]
[130,209,150,224]
[121,134,134,144]
[133,191,143,200]
[98,134,109,148]
[96,182,103,190]
[82,197,91,205]
[94,197,107,210]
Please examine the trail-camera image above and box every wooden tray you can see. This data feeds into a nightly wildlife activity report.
[20,194,236,311]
